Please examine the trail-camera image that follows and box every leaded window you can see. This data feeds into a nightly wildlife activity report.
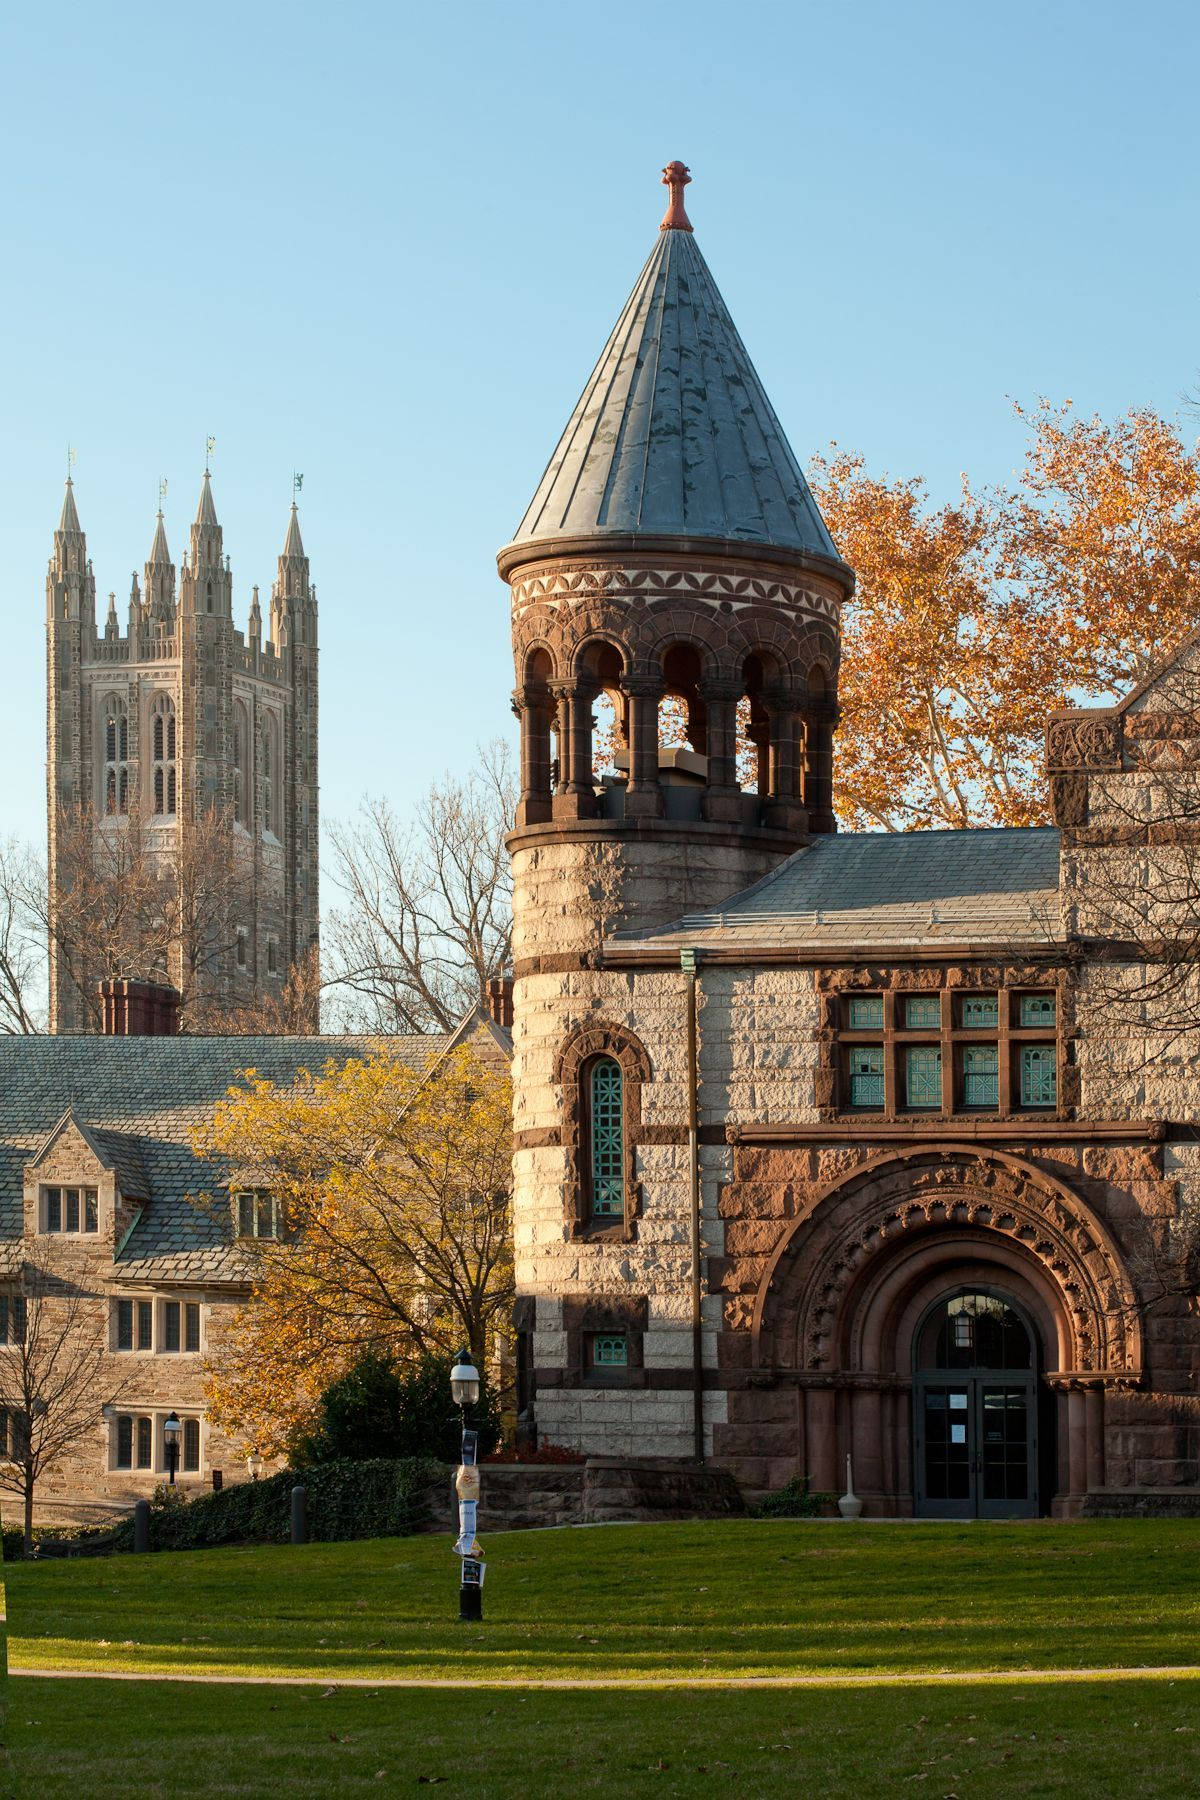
[588,1057,624,1218]
[592,1334,628,1367]
[185,1302,201,1353]
[848,1045,885,1109]
[846,996,883,1030]
[905,1046,942,1109]
[904,995,941,1030]
[1020,993,1056,1029]
[162,1301,181,1353]
[150,694,176,817]
[1020,1046,1057,1108]
[183,1417,201,1472]
[42,1187,98,1233]
[236,1191,283,1240]
[0,1296,26,1346]
[962,994,998,1029]
[962,1045,998,1108]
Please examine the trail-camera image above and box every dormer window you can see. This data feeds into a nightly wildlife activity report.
[235,1191,284,1240]
[41,1186,98,1233]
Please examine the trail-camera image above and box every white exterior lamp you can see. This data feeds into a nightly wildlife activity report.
[247,1448,264,1481]
[450,1355,481,1410]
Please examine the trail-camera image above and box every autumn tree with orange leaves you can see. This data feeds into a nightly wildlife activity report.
[813,403,1200,831]
[192,1043,513,1456]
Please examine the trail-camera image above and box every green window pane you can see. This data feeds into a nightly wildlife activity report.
[847,996,883,1030]
[904,995,941,1030]
[962,1044,998,1108]
[592,1334,628,1367]
[848,1045,884,1108]
[962,994,998,1028]
[589,1058,624,1216]
[905,1046,942,1108]
[1020,993,1056,1029]
[1020,1046,1057,1107]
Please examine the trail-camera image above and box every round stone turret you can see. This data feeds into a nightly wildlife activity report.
[499,162,854,964]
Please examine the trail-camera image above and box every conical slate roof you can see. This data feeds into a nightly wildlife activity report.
[510,178,840,562]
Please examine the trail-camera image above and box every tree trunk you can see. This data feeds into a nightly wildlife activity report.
[23,1464,34,1559]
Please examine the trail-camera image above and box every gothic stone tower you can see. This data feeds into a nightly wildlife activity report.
[500,165,853,1448]
[45,474,319,1031]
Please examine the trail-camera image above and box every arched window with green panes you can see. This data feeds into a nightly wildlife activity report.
[588,1056,624,1218]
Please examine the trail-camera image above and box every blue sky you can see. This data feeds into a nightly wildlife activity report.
[3,0,1199,856]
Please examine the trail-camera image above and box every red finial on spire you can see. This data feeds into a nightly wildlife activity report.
[660,160,694,233]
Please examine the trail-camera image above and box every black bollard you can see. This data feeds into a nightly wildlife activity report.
[290,1483,308,1545]
[133,1497,149,1553]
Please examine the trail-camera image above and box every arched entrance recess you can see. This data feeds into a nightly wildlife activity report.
[749,1147,1143,1517]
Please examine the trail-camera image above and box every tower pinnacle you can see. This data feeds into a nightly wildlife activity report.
[148,511,171,566]
[659,160,693,233]
[58,476,83,537]
[195,469,219,527]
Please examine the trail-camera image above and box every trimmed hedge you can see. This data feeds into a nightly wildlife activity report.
[106,1456,445,1553]
[754,1475,836,1518]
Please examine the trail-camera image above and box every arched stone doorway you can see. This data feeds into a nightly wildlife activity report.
[744,1146,1143,1516]
[913,1287,1042,1519]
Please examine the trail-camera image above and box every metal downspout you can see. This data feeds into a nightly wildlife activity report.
[681,947,704,1463]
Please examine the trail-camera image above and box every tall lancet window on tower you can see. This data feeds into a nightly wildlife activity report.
[262,713,281,837]
[587,1058,624,1218]
[150,695,177,817]
[233,701,250,827]
[103,698,129,816]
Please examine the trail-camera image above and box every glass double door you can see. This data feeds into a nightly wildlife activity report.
[914,1375,1037,1519]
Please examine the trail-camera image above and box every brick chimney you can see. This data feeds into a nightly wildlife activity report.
[485,974,514,1031]
[99,978,181,1036]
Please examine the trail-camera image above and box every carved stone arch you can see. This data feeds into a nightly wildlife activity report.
[751,1145,1143,1383]
[521,641,557,684]
[573,635,628,685]
[641,614,725,684]
[553,1020,652,1242]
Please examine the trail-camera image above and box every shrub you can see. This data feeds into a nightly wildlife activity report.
[754,1474,836,1518]
[102,1456,445,1553]
[289,1350,500,1465]
[483,1441,586,1465]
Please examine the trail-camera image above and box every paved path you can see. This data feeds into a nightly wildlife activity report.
[10,1664,1200,1690]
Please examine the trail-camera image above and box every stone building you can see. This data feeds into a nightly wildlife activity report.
[46,473,319,1031]
[502,163,1200,1517]
[0,1009,507,1523]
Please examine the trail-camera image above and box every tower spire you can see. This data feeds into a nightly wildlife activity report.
[195,469,219,528]
[148,510,171,565]
[58,476,83,538]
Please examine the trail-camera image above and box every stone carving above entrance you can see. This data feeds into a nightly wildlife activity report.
[750,1145,1143,1383]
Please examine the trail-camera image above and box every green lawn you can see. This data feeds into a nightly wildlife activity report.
[6,1519,1200,1683]
[7,1675,1200,1798]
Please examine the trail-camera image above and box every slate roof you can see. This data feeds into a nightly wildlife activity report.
[612,828,1064,953]
[0,1033,454,1285]
[508,224,843,562]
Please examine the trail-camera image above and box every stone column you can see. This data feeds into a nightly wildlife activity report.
[700,678,743,822]
[551,681,598,821]
[803,706,838,835]
[762,689,807,834]
[854,1386,883,1504]
[623,678,664,819]
[514,684,553,826]
[1067,1386,1088,1509]
[806,1386,837,1493]
[1085,1385,1105,1494]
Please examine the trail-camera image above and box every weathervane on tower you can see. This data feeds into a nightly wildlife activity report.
[205,436,216,473]
[157,476,168,510]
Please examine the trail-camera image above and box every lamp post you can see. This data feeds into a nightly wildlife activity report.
[450,1352,483,1622]
[163,1412,182,1487]
[247,1449,263,1481]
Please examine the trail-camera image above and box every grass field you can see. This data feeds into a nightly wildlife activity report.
[6,1520,1200,1796]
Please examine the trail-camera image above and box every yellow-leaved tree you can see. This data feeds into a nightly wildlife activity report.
[812,404,1200,831]
[192,1042,513,1457]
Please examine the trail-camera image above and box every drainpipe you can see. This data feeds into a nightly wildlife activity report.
[680,948,705,1463]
